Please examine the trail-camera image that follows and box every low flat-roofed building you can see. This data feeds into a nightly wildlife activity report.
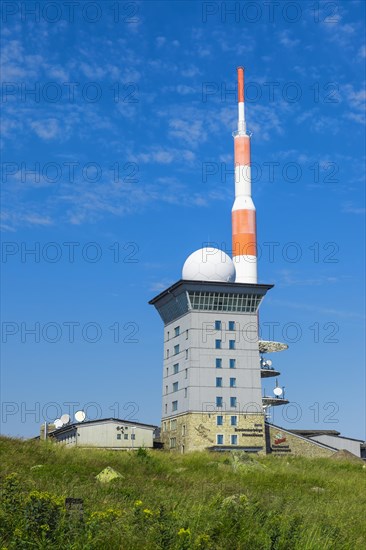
[290,429,364,458]
[45,418,159,450]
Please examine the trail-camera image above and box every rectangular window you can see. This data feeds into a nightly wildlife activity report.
[170,438,176,449]
[230,377,236,388]
[124,434,128,440]
[215,339,222,349]
[174,344,180,355]
[184,388,187,398]
[216,377,223,388]
[174,326,180,337]
[229,340,235,350]
[215,320,221,330]
[216,396,223,407]
[163,422,167,432]
[131,434,136,440]
[186,330,188,339]
[231,435,238,445]
[229,321,235,331]
[216,358,222,368]
[173,363,179,374]
[167,349,169,358]
[166,367,169,376]
[170,419,177,430]
[185,349,188,359]
[173,382,178,392]
[229,359,236,369]
[230,416,237,426]
[185,368,188,379]
[217,434,224,445]
[182,424,186,436]
[165,385,168,394]
[167,331,170,340]
[172,400,178,412]
[165,404,167,414]
[116,434,121,440]
[230,397,237,408]
[216,415,223,426]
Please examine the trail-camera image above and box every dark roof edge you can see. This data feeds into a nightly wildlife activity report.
[48,417,159,435]
[149,279,274,304]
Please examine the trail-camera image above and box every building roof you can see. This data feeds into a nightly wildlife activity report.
[290,429,341,437]
[149,279,274,305]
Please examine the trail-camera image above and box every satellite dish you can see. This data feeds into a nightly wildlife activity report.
[60,413,70,425]
[273,386,283,396]
[54,418,63,428]
[266,359,272,367]
[75,410,86,422]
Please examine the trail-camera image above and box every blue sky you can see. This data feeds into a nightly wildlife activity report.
[1,0,365,440]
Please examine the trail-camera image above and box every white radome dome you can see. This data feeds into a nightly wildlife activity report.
[182,247,236,283]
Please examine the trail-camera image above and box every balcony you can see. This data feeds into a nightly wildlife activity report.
[262,396,289,407]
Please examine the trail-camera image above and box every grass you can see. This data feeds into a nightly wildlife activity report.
[0,436,365,549]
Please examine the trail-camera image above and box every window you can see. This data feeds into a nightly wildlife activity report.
[116,434,121,440]
[174,326,180,337]
[124,434,128,440]
[173,363,179,374]
[215,320,221,330]
[217,434,224,445]
[216,415,223,426]
[216,396,223,407]
[186,330,188,339]
[230,397,237,408]
[230,416,237,426]
[229,358,236,369]
[163,422,167,432]
[167,349,169,358]
[229,321,235,331]
[185,349,188,359]
[165,404,167,414]
[166,367,169,376]
[182,424,186,436]
[215,339,222,349]
[229,340,235,350]
[216,358,222,368]
[167,331,170,340]
[131,434,136,440]
[165,385,168,394]
[216,377,223,387]
[230,377,236,388]
[170,419,177,430]
[172,400,178,412]
[170,438,176,449]
[184,388,187,398]
[173,382,178,392]
[185,368,188,379]
[231,435,238,445]
[174,344,180,355]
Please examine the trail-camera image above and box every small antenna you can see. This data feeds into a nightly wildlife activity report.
[60,413,70,425]
[75,410,86,422]
[273,378,283,396]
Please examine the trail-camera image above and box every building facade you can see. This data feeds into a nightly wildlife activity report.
[150,279,276,453]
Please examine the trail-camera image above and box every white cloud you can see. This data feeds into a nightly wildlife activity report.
[29,118,61,140]
[278,30,300,48]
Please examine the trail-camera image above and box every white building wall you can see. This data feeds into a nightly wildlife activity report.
[162,310,262,419]
[309,434,361,457]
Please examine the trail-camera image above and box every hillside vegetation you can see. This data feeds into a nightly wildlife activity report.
[0,436,365,549]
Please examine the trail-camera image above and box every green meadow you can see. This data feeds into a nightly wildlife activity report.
[1,436,365,549]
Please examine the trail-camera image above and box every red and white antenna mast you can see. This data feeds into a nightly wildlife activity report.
[232,67,257,284]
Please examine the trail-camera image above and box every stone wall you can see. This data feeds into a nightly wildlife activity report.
[266,424,335,457]
[162,412,266,452]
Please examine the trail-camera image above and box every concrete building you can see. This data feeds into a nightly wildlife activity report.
[149,279,288,453]
[290,430,365,458]
[45,418,158,450]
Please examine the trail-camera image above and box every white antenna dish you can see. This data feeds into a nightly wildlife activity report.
[54,418,63,428]
[266,359,272,367]
[75,410,86,422]
[60,413,70,425]
[273,386,283,396]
